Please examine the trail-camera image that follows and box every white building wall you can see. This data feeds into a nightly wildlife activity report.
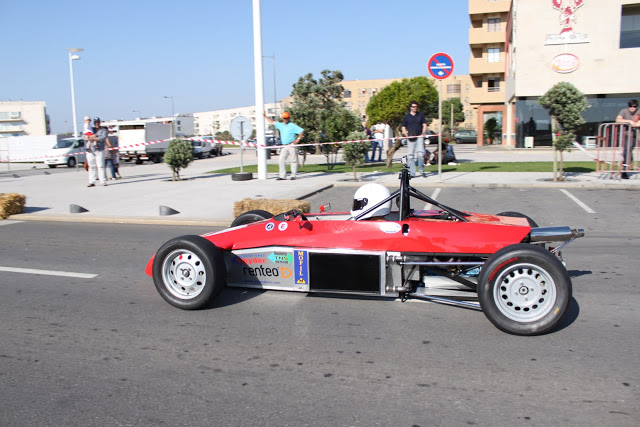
[0,101,48,137]
[510,0,640,98]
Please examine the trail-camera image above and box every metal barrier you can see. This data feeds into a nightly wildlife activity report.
[596,123,639,177]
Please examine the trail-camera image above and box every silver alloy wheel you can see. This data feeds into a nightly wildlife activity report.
[493,262,557,322]
[161,249,207,300]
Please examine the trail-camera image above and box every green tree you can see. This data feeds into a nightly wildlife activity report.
[442,97,465,132]
[538,82,589,181]
[214,130,235,142]
[484,118,499,143]
[286,69,362,170]
[366,76,438,167]
[342,130,370,181]
[164,139,193,181]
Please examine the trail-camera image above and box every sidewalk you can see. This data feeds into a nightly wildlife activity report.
[1,146,637,225]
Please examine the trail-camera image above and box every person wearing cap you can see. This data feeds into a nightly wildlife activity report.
[85,117,110,187]
[264,111,305,180]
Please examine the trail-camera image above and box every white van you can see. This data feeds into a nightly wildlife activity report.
[44,137,87,168]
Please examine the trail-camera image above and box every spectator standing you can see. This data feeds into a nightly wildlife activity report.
[371,121,385,162]
[264,111,305,180]
[401,101,428,177]
[615,99,640,179]
[85,117,109,187]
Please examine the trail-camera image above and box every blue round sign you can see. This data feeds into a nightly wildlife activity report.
[428,53,454,80]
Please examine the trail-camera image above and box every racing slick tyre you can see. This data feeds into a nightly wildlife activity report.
[152,235,226,310]
[230,209,273,227]
[477,243,571,336]
[496,211,539,227]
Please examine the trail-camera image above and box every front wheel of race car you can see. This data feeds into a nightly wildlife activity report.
[152,235,226,310]
[477,244,571,336]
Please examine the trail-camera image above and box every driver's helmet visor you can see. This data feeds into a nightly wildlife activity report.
[352,197,368,211]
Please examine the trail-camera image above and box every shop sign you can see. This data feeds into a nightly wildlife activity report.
[551,53,580,73]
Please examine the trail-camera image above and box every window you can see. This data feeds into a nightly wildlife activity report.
[447,84,461,94]
[488,78,500,92]
[344,90,352,98]
[488,18,501,32]
[488,48,500,63]
[620,4,640,48]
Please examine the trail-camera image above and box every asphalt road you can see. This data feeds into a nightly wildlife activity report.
[0,187,638,426]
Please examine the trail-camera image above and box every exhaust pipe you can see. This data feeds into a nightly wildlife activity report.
[529,226,585,243]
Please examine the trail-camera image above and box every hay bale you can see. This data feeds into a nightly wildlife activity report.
[0,193,26,219]
[233,198,310,218]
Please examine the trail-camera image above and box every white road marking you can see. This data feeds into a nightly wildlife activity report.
[0,220,23,226]
[0,266,98,279]
[559,189,595,213]
[423,188,442,210]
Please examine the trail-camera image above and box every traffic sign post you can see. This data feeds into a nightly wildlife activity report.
[230,116,254,181]
[427,53,455,181]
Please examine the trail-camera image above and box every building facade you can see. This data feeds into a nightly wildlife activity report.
[0,101,49,137]
[468,0,511,144]
[505,0,640,147]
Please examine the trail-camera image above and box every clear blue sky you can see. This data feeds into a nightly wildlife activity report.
[1,0,471,134]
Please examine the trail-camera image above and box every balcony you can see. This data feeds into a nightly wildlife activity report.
[470,87,505,104]
[469,0,511,16]
[469,27,505,45]
[469,58,505,75]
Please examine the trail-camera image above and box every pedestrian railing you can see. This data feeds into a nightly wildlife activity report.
[596,123,638,177]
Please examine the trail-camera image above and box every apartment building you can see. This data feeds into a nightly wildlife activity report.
[468,0,511,144]
[505,0,640,147]
[0,101,49,137]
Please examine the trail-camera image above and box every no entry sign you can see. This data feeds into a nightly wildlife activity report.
[428,53,454,80]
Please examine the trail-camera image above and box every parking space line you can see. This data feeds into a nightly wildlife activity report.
[0,266,98,279]
[424,188,441,210]
[559,189,596,213]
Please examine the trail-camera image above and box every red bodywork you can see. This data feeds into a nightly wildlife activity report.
[145,211,530,276]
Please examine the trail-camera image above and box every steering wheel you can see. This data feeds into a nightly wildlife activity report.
[285,209,308,221]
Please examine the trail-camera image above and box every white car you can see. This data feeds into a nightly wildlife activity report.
[44,138,87,168]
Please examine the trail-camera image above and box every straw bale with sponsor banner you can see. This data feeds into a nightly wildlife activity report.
[233,198,310,218]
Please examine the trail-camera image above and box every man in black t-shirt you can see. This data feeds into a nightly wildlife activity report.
[401,101,428,177]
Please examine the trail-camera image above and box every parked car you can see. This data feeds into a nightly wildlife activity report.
[454,130,478,144]
[199,136,223,157]
[191,139,213,159]
[44,137,86,168]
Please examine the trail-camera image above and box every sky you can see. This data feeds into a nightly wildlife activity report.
[1,0,472,134]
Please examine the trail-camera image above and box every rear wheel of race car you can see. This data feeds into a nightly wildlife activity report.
[496,211,539,227]
[477,244,571,336]
[152,235,226,310]
[230,209,273,227]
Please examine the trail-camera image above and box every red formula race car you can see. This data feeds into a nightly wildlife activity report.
[146,167,584,336]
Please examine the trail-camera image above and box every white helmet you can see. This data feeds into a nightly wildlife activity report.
[351,183,392,219]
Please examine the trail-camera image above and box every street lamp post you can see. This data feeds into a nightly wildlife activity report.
[163,96,174,138]
[66,48,84,138]
[263,54,277,118]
